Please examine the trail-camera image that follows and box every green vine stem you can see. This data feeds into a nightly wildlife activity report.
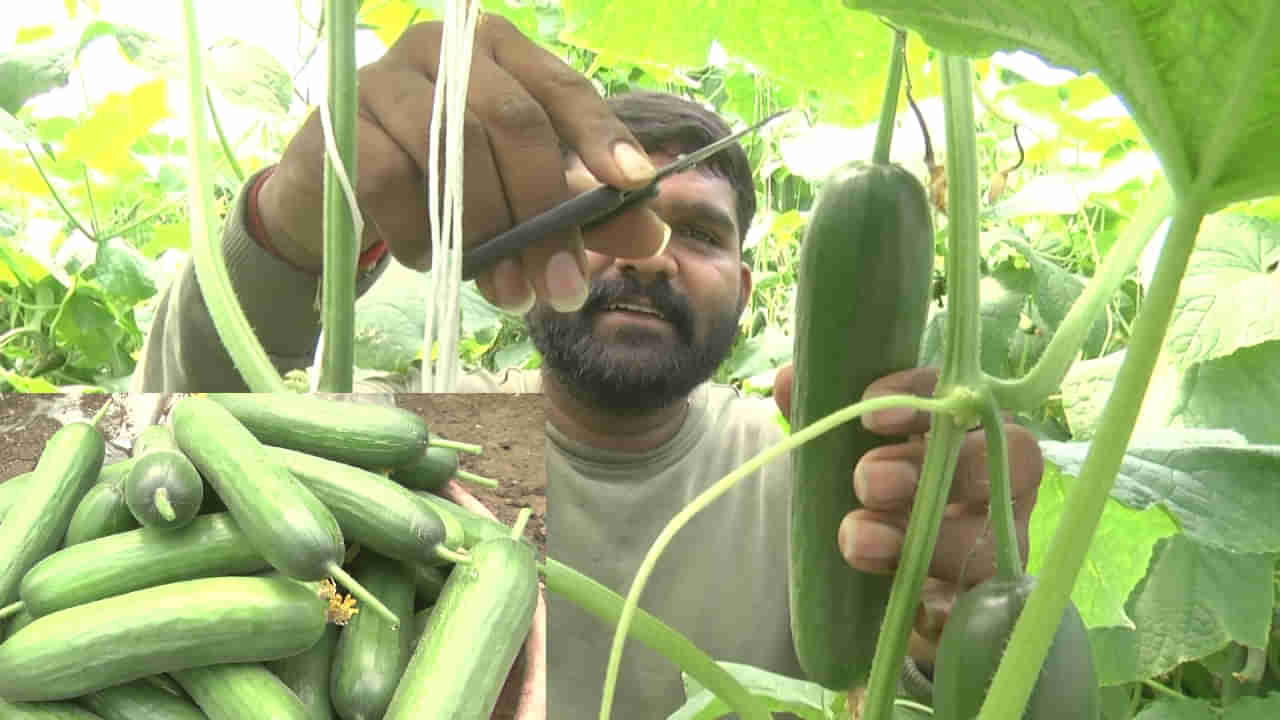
[0,601,19,622]
[317,0,360,392]
[23,144,95,242]
[987,185,1173,411]
[456,468,499,489]
[180,0,288,392]
[977,196,1207,720]
[871,28,907,166]
[979,391,1020,582]
[596,392,966,720]
[541,557,770,720]
[860,53,986,720]
[206,86,245,184]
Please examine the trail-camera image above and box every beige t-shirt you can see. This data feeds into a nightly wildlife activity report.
[134,170,923,718]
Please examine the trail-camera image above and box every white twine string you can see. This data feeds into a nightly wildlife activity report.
[422,0,483,392]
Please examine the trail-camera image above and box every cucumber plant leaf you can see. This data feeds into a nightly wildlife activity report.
[1087,534,1274,686]
[0,43,73,115]
[1041,432,1280,555]
[846,0,1280,209]
[1026,462,1176,629]
[1160,214,1280,370]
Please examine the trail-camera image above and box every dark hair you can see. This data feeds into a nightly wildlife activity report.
[606,91,757,247]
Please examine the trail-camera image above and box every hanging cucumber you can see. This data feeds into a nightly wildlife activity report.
[788,157,935,690]
[205,394,429,469]
[125,424,205,530]
[932,575,1101,720]
[0,422,105,607]
[169,396,398,627]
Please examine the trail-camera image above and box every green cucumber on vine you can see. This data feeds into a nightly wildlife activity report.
[787,27,935,692]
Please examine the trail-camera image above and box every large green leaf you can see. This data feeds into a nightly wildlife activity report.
[848,0,1280,208]
[1166,340,1280,444]
[1088,535,1274,686]
[1041,432,1280,555]
[558,0,936,125]
[1162,214,1280,370]
[0,43,73,115]
[1027,462,1176,629]
[207,38,293,115]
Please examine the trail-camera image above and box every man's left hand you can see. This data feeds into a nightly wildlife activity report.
[772,365,1044,660]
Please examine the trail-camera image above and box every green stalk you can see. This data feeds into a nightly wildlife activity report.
[0,601,21,622]
[861,55,985,720]
[24,144,95,242]
[542,557,770,720]
[456,468,499,489]
[430,436,483,455]
[988,186,1172,411]
[206,86,245,184]
[871,28,907,166]
[980,392,1020,581]
[977,196,1207,720]
[596,392,965,720]
[511,508,532,539]
[180,0,288,392]
[100,198,183,243]
[317,0,360,392]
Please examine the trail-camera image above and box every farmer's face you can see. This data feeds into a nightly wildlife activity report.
[527,151,752,414]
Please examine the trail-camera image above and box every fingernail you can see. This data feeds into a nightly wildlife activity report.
[505,281,535,315]
[855,460,917,506]
[546,250,588,312]
[613,143,655,184]
[838,515,902,564]
[650,221,671,257]
[495,258,535,315]
[853,462,870,504]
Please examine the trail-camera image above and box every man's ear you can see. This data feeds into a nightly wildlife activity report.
[736,261,753,316]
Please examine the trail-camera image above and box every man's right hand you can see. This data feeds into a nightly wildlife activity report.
[255,14,668,313]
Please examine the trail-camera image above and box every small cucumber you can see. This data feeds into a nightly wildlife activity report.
[3,605,33,641]
[390,446,458,491]
[382,535,538,720]
[21,512,270,618]
[62,462,139,547]
[266,446,463,566]
[79,678,209,720]
[330,552,416,720]
[172,663,309,720]
[0,422,105,606]
[0,575,332,701]
[206,394,429,469]
[408,563,448,607]
[170,397,345,582]
[0,699,104,719]
[267,625,339,720]
[2,458,130,527]
[125,424,204,530]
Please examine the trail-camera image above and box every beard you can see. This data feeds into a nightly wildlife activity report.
[527,272,741,415]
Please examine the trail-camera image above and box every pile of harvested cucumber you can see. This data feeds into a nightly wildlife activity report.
[0,393,537,720]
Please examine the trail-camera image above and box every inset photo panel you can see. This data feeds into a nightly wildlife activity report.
[0,391,546,720]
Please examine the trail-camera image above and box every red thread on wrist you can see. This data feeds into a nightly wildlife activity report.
[247,165,388,273]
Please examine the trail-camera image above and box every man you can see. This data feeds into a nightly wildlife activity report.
[134,16,1043,718]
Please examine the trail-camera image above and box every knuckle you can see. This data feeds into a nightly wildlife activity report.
[488,94,551,137]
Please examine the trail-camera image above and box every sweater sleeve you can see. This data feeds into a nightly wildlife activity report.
[131,167,391,392]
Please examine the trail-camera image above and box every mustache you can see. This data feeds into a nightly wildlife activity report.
[580,274,694,341]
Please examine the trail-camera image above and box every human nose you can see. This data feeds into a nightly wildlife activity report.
[613,223,674,276]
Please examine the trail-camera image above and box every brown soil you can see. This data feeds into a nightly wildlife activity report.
[0,392,547,553]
